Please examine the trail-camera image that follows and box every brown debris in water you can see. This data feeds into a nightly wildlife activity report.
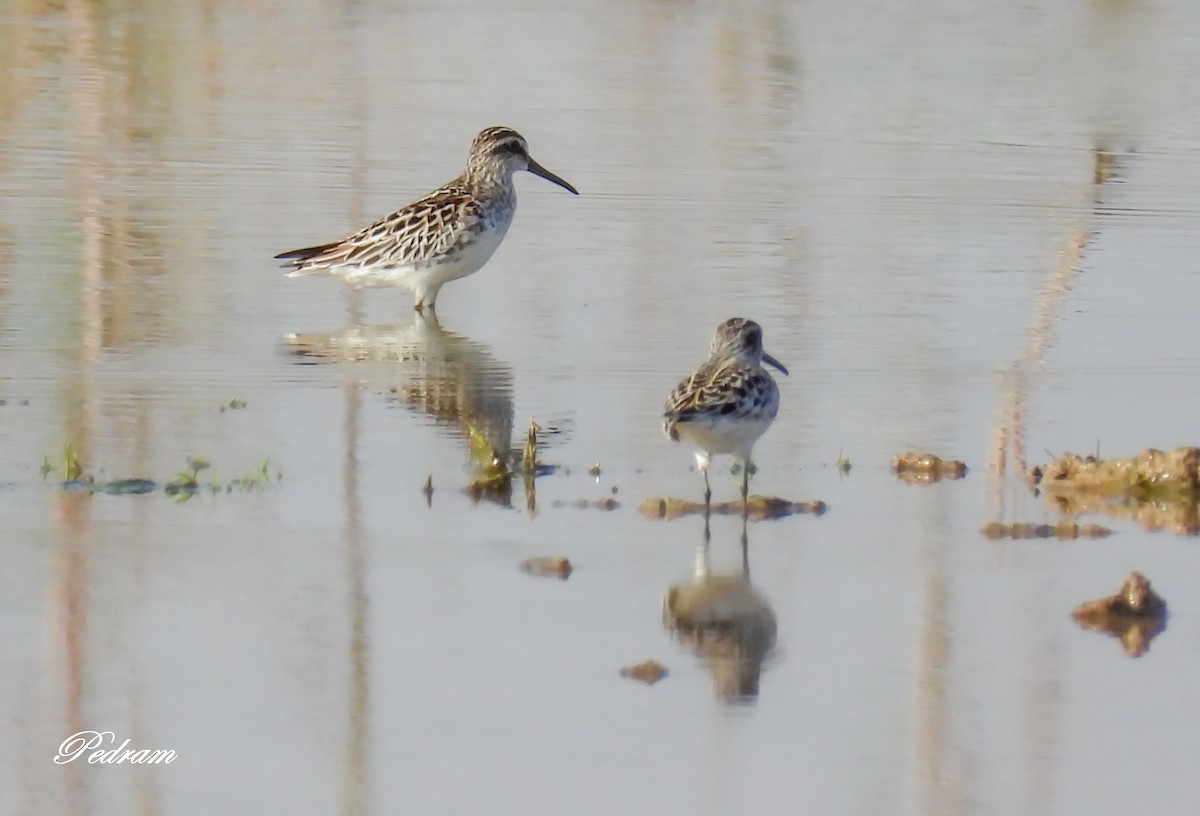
[979,521,1113,540]
[619,660,669,685]
[639,496,827,521]
[518,557,573,580]
[891,452,967,483]
[550,498,620,511]
[1092,148,1118,185]
[1030,447,1200,535]
[1073,572,1167,658]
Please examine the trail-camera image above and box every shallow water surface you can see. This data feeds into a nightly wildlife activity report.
[3,1,1200,814]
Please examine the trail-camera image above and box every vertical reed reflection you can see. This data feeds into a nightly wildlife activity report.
[34,0,221,810]
[341,379,372,816]
[339,6,372,812]
[54,2,105,812]
[988,153,1112,520]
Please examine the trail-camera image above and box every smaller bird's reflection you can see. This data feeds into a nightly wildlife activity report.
[286,312,516,505]
[663,512,778,701]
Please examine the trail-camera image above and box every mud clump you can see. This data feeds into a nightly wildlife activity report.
[619,660,669,685]
[1072,572,1168,658]
[518,557,573,580]
[1031,447,1200,497]
[891,452,967,483]
[1030,447,1200,535]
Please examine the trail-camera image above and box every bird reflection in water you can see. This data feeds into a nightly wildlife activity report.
[663,511,778,701]
[285,312,520,506]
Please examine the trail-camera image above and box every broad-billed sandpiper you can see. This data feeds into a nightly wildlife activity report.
[664,318,787,506]
[276,127,578,312]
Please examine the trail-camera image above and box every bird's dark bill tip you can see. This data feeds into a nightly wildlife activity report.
[762,352,789,376]
[527,159,579,195]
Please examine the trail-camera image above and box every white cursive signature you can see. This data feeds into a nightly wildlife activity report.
[55,731,177,765]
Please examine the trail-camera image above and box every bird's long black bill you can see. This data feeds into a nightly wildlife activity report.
[763,352,789,376]
[527,158,579,195]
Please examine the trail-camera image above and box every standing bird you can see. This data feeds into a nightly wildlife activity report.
[664,318,788,507]
[276,127,578,312]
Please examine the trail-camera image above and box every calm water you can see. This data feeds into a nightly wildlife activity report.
[3,0,1200,814]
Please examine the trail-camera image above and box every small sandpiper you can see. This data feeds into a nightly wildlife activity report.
[276,127,578,312]
[663,318,787,506]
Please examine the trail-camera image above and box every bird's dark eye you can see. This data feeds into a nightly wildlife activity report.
[495,141,524,157]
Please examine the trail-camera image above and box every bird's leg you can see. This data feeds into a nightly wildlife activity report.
[702,465,712,509]
[741,458,751,511]
[694,507,712,580]
[740,512,750,580]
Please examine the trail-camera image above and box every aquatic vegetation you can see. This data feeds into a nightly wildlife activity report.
[1073,572,1167,658]
[42,442,85,482]
[41,446,276,501]
[465,467,513,504]
[219,397,248,413]
[226,459,273,492]
[891,452,967,483]
[165,458,211,501]
[836,446,852,474]
[521,419,540,474]
[461,419,562,507]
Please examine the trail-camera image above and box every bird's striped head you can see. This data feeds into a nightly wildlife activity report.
[710,318,789,375]
[467,127,578,194]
